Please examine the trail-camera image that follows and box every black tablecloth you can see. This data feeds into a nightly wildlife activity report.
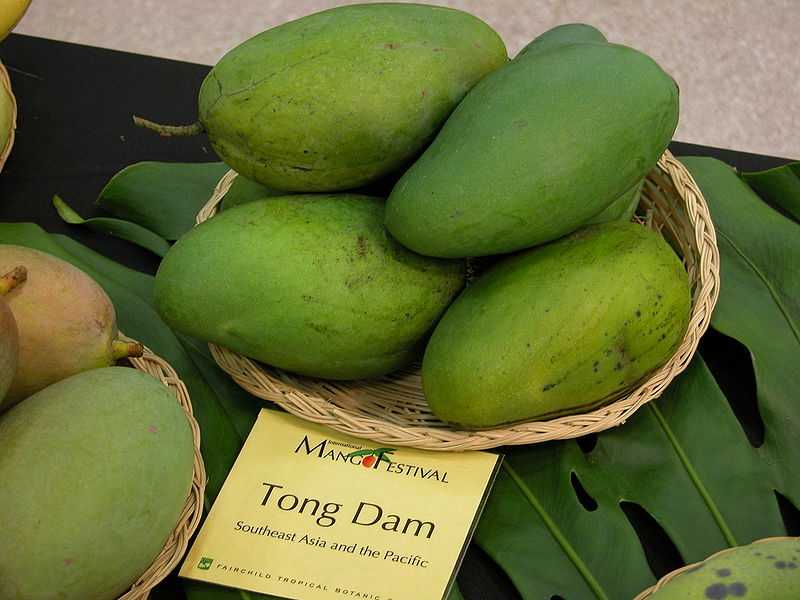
[0,33,794,600]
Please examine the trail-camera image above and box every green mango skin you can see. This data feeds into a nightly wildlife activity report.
[515,23,644,225]
[199,3,507,192]
[586,179,644,225]
[518,25,645,228]
[385,42,679,258]
[0,367,194,600]
[649,539,800,599]
[154,195,465,380]
[516,22,606,58]
[422,222,691,428]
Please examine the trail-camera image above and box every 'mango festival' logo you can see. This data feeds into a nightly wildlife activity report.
[294,435,450,483]
[294,435,394,468]
[345,447,395,469]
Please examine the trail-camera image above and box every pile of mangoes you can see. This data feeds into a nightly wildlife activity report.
[0,246,195,600]
[143,3,692,429]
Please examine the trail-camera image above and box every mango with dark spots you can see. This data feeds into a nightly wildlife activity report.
[0,367,194,600]
[195,4,507,191]
[649,538,800,599]
[422,222,690,427]
[154,195,465,379]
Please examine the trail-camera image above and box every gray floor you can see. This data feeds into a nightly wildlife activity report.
[14,0,800,159]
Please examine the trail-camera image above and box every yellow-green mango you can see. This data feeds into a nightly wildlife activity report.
[649,539,800,599]
[0,246,141,408]
[386,42,679,258]
[0,267,24,402]
[194,4,507,192]
[423,222,691,427]
[0,367,194,600]
[154,195,465,379]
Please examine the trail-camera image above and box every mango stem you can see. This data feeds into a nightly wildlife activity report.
[112,340,145,361]
[0,266,27,295]
[132,115,204,137]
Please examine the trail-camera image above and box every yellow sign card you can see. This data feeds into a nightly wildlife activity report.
[180,409,501,600]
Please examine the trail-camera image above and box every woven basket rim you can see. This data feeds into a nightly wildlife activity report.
[0,60,17,173]
[632,536,799,599]
[195,149,720,451]
[117,334,207,600]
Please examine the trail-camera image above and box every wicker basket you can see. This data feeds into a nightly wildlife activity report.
[0,60,17,172]
[118,336,207,600]
[195,149,719,451]
[633,536,797,599]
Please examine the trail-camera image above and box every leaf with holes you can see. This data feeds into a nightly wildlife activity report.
[474,156,800,600]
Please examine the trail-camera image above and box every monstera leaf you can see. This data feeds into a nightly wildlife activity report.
[474,156,800,599]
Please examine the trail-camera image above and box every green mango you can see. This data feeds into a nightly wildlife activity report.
[586,179,644,225]
[385,42,679,258]
[649,539,800,599]
[186,4,507,192]
[0,367,194,600]
[154,195,465,380]
[516,22,607,58]
[516,24,645,228]
[422,222,691,427]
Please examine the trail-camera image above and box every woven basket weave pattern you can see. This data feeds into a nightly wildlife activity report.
[196,150,720,450]
[118,337,207,600]
[633,537,798,599]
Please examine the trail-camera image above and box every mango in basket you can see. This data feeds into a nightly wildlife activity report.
[0,245,143,409]
[516,23,645,228]
[422,222,691,428]
[0,266,25,402]
[648,538,800,600]
[516,22,607,58]
[385,42,678,258]
[515,23,645,228]
[154,195,465,380]
[0,367,194,600]
[135,3,507,192]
